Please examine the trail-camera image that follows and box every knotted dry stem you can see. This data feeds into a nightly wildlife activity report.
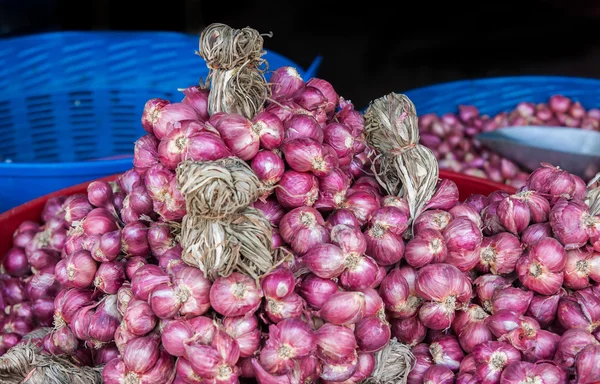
[197,23,270,119]
[364,93,439,224]
[586,174,600,215]
[0,329,102,384]
[177,158,274,280]
[364,338,415,384]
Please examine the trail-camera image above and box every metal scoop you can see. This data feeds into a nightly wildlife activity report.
[476,126,600,179]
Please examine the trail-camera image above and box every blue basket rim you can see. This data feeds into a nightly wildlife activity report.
[402,75,600,95]
[0,158,133,176]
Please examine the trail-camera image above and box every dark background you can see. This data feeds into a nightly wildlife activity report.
[2,0,600,110]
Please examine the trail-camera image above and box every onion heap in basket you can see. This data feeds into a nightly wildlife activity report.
[1,22,600,384]
[419,95,600,187]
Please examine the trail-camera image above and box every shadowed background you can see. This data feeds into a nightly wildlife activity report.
[2,0,600,110]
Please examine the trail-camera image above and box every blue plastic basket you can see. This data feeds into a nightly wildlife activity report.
[0,31,322,212]
[402,76,600,117]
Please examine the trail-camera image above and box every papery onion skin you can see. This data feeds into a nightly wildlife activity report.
[575,344,600,384]
[554,329,598,368]
[499,361,566,384]
[422,365,455,384]
[516,237,566,295]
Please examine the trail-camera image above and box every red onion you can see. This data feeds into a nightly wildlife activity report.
[414,209,453,234]
[252,198,286,227]
[563,248,600,289]
[147,222,177,258]
[161,319,193,357]
[516,237,566,295]
[306,78,338,114]
[209,272,261,317]
[82,208,118,236]
[344,189,381,225]
[364,213,407,266]
[181,86,209,121]
[56,250,97,289]
[212,113,259,160]
[124,335,160,374]
[323,122,354,158]
[133,134,160,176]
[131,265,171,301]
[90,230,121,262]
[121,221,150,257]
[117,169,142,195]
[405,229,447,268]
[87,180,114,210]
[464,194,488,213]
[525,292,562,328]
[429,334,464,371]
[391,316,427,346]
[425,179,459,210]
[490,287,533,316]
[315,322,357,364]
[521,222,553,248]
[558,288,600,333]
[141,98,169,134]
[442,217,482,272]
[259,318,316,375]
[53,288,94,327]
[62,194,94,226]
[526,163,586,201]
[276,170,319,208]
[550,198,593,250]
[2,248,30,277]
[449,203,483,228]
[158,123,232,169]
[27,249,59,271]
[408,344,434,384]
[315,168,351,211]
[379,268,417,319]
[574,344,600,383]
[318,291,366,325]
[472,341,521,382]
[94,343,120,366]
[416,263,472,330]
[49,325,78,355]
[283,113,324,143]
[94,260,126,294]
[261,268,295,301]
[500,361,566,384]
[522,329,560,362]
[122,299,157,336]
[281,138,337,177]
[476,232,522,275]
[481,201,506,236]
[452,304,492,353]
[270,66,304,100]
[251,150,285,186]
[89,295,121,344]
[1,278,26,305]
[422,365,455,384]
[298,274,338,309]
[251,111,284,150]
[222,315,261,358]
[279,207,329,255]
[12,230,37,249]
[292,85,327,111]
[153,102,200,140]
[126,256,149,280]
[485,310,539,339]
[325,208,360,230]
[33,298,55,326]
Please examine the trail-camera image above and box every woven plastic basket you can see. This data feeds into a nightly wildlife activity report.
[402,75,600,116]
[0,31,322,212]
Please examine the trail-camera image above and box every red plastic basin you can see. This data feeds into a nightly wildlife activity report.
[0,171,516,256]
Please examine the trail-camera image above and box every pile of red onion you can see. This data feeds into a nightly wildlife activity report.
[419,94,600,187]
[0,196,65,356]
[3,62,600,384]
